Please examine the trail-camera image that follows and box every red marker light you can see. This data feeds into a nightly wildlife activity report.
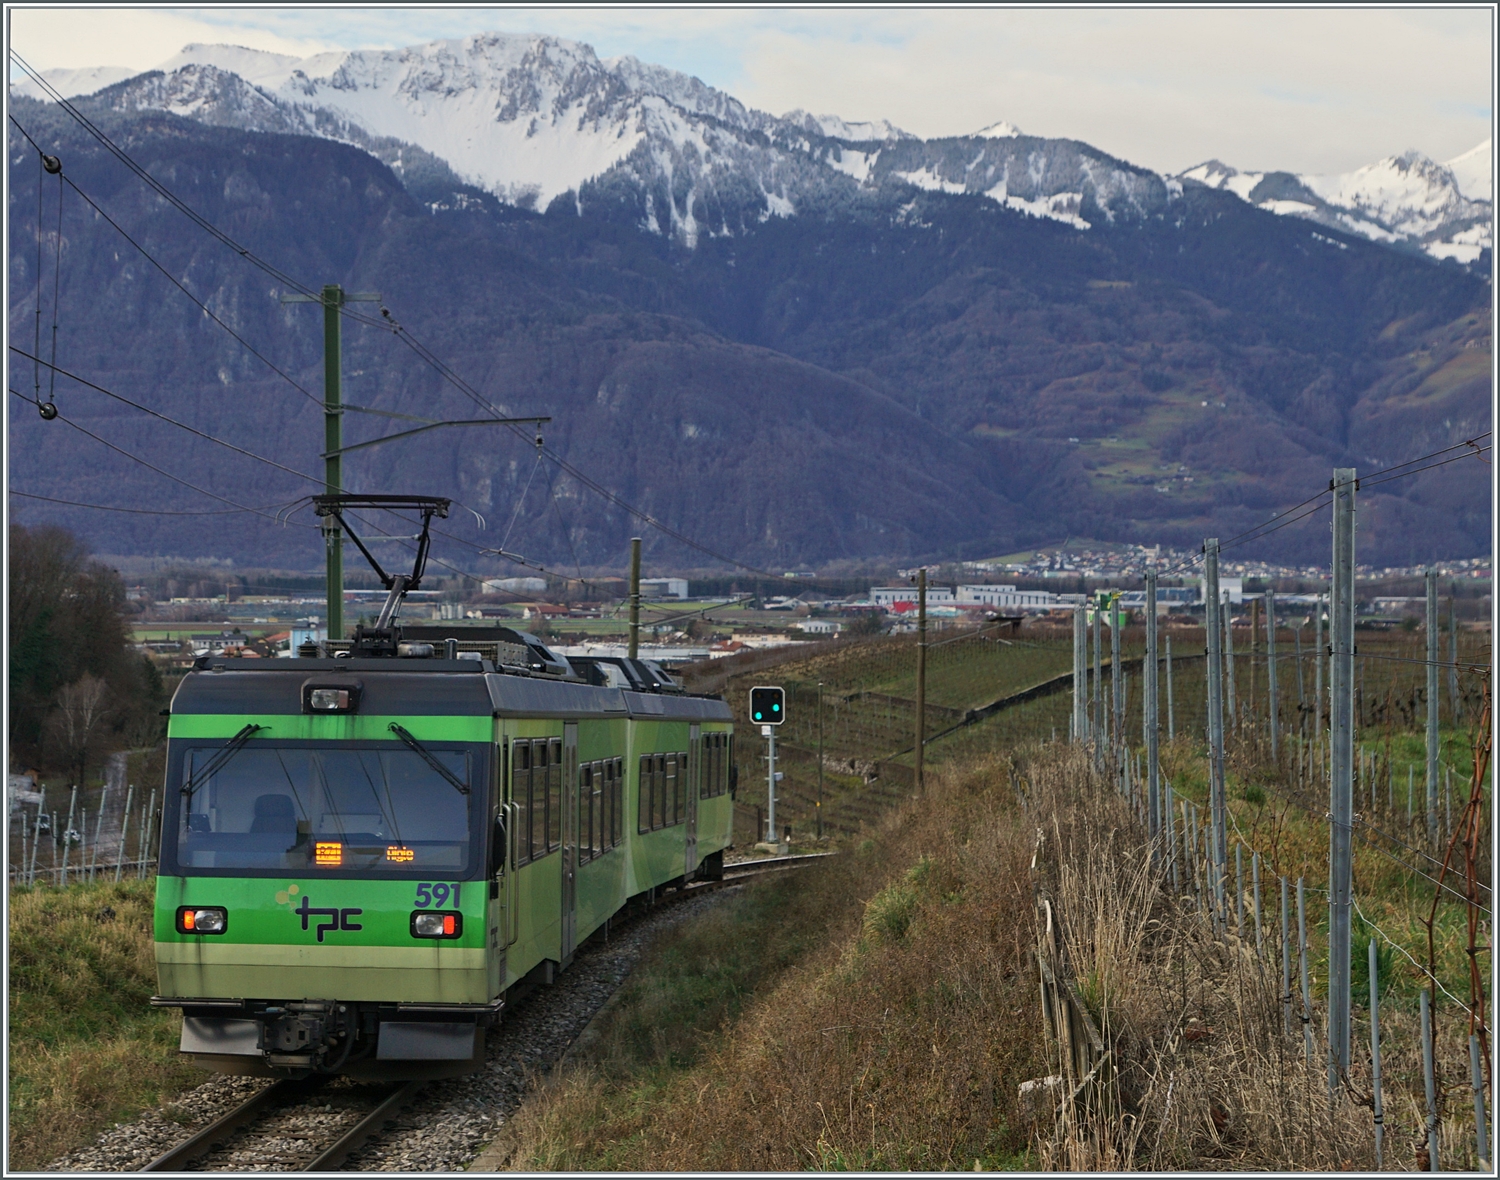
[443,914,456,936]
[182,909,195,930]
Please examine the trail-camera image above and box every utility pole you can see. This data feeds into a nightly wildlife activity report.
[1073,604,1088,743]
[1266,588,1280,761]
[628,537,642,659]
[1426,568,1440,848]
[1204,538,1226,919]
[282,284,380,642]
[1145,570,1160,852]
[915,567,927,793]
[1328,468,1357,1091]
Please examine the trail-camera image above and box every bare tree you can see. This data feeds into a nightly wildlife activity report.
[48,674,113,788]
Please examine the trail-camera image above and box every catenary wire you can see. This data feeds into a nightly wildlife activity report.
[9,389,309,523]
[10,347,326,488]
[9,489,283,516]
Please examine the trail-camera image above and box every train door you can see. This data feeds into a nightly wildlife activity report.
[685,724,701,879]
[561,722,579,962]
[488,739,508,997]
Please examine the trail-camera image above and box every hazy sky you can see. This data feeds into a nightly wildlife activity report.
[7,6,1494,174]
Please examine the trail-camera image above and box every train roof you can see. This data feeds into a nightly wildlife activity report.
[171,658,731,722]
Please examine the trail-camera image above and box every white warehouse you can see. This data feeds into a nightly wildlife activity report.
[957,585,1058,608]
[871,586,957,608]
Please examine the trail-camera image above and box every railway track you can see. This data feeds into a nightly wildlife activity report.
[138,854,826,1173]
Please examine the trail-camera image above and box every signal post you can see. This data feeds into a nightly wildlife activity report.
[750,686,785,850]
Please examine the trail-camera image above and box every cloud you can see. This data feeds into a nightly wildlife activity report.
[8,8,338,73]
[7,7,1491,175]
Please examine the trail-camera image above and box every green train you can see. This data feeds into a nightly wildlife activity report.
[150,498,734,1079]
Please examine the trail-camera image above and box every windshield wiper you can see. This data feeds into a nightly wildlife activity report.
[388,723,470,795]
[181,724,264,801]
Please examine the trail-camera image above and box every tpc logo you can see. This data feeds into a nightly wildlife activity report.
[295,895,363,942]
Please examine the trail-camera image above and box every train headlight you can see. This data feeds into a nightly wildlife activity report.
[410,911,462,939]
[177,906,228,935]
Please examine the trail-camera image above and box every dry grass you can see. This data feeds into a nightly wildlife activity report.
[505,749,1046,1171]
[7,879,197,1170]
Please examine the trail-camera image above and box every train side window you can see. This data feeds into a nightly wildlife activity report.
[590,761,603,857]
[645,755,657,833]
[530,740,547,862]
[548,738,563,853]
[664,754,678,827]
[612,758,624,846]
[637,754,651,835]
[577,764,590,865]
[513,742,532,866]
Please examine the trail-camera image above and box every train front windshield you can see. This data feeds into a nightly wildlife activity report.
[167,742,481,876]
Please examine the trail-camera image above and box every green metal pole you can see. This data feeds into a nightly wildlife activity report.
[323,285,344,641]
[628,537,641,659]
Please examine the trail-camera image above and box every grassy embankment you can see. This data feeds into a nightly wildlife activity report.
[8,879,195,1171]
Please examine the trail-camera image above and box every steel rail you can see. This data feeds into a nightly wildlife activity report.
[140,1078,318,1171]
[303,1079,425,1172]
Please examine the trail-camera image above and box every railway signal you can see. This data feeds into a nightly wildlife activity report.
[749,686,785,725]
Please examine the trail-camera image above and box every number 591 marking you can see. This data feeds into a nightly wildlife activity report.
[414,882,459,907]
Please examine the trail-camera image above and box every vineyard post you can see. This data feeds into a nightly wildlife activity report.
[1073,605,1088,743]
[1093,596,1104,773]
[1297,876,1314,1064]
[1204,538,1227,919]
[1426,568,1440,848]
[1223,588,1237,732]
[1448,596,1460,723]
[1370,939,1385,1169]
[1328,466,1356,1091]
[1266,588,1280,761]
[1166,634,1175,741]
[1281,876,1292,1036]
[1110,593,1122,759]
[27,786,46,887]
[1145,571,1160,853]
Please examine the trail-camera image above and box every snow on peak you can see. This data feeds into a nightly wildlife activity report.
[1177,144,1489,266]
[156,43,314,89]
[9,63,137,100]
[1445,139,1491,203]
[780,109,905,142]
[975,120,1022,139]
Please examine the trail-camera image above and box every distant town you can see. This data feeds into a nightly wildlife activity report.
[120,541,1491,666]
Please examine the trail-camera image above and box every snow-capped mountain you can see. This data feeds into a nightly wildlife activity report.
[13,33,1169,240]
[13,32,1487,268]
[1178,142,1491,265]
